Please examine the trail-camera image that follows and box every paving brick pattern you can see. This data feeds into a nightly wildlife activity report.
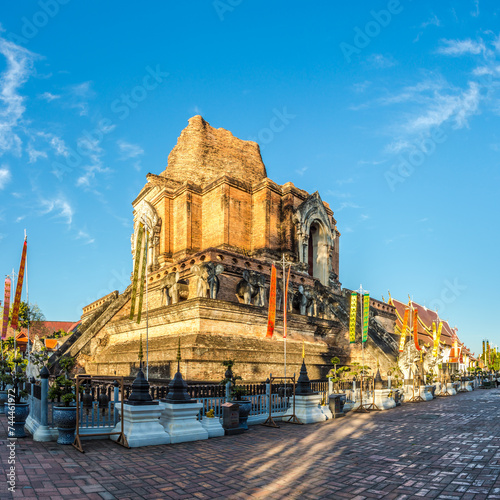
[2,389,500,499]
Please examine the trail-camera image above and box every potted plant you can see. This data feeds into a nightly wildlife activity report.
[48,356,77,444]
[3,352,29,438]
[221,360,251,430]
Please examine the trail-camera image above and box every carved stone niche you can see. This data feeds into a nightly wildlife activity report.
[161,272,189,305]
[293,192,335,286]
[131,199,162,272]
[236,270,267,307]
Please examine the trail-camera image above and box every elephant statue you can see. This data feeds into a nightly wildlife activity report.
[192,262,224,299]
[294,284,317,316]
[162,271,180,305]
[236,270,261,305]
[205,262,224,299]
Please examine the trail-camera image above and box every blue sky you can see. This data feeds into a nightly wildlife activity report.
[0,0,498,356]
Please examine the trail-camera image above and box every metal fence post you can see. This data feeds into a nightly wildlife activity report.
[33,366,54,442]
[113,381,120,426]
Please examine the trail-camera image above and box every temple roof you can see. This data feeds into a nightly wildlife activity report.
[160,115,267,187]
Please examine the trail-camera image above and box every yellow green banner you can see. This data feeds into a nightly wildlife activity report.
[136,231,149,324]
[129,224,144,321]
[362,293,369,343]
[349,292,357,344]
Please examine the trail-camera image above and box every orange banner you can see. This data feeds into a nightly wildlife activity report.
[266,265,277,339]
[413,309,421,351]
[283,266,290,339]
[2,277,11,339]
[398,308,409,352]
[10,239,27,331]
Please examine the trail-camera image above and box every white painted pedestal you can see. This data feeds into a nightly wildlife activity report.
[465,381,474,391]
[111,403,170,448]
[201,417,225,438]
[319,405,333,420]
[373,389,396,410]
[284,394,326,424]
[419,385,434,401]
[446,383,457,395]
[160,402,208,444]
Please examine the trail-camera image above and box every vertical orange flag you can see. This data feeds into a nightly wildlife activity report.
[2,277,11,339]
[266,265,277,338]
[283,266,290,339]
[413,309,421,351]
[10,237,27,332]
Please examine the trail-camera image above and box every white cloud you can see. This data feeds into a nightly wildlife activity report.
[40,196,73,225]
[38,132,68,156]
[0,36,37,155]
[437,38,486,56]
[117,140,143,160]
[38,92,60,102]
[471,0,480,17]
[336,202,360,211]
[421,14,441,29]
[27,145,47,163]
[0,164,11,188]
[367,54,396,69]
[66,81,94,116]
[76,229,95,245]
[295,166,308,176]
[405,81,480,133]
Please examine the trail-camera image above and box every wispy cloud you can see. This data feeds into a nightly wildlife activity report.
[0,36,37,155]
[336,201,360,212]
[76,134,110,187]
[38,92,60,102]
[27,145,47,163]
[66,81,94,116]
[76,229,95,245]
[295,166,308,176]
[0,164,11,188]
[437,38,486,56]
[117,140,143,160]
[366,54,396,69]
[40,196,74,225]
[471,0,480,18]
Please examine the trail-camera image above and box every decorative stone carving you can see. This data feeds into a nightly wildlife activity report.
[161,271,188,306]
[131,200,162,271]
[236,270,266,306]
[294,285,317,316]
[192,263,224,299]
[293,192,336,286]
[398,341,421,380]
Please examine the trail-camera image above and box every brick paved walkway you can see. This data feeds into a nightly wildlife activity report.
[1,388,500,499]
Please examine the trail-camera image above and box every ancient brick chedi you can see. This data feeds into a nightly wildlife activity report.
[55,116,399,381]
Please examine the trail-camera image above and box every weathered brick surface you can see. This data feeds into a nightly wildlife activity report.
[2,388,500,499]
[163,115,267,187]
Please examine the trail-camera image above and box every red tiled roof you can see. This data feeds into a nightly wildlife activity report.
[390,297,456,349]
[42,321,76,334]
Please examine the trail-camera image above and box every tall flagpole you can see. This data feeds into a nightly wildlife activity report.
[25,230,30,371]
[283,254,286,382]
[143,217,149,380]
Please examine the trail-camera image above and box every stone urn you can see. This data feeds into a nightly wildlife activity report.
[232,399,251,430]
[53,406,77,445]
[4,402,30,438]
[0,390,8,414]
